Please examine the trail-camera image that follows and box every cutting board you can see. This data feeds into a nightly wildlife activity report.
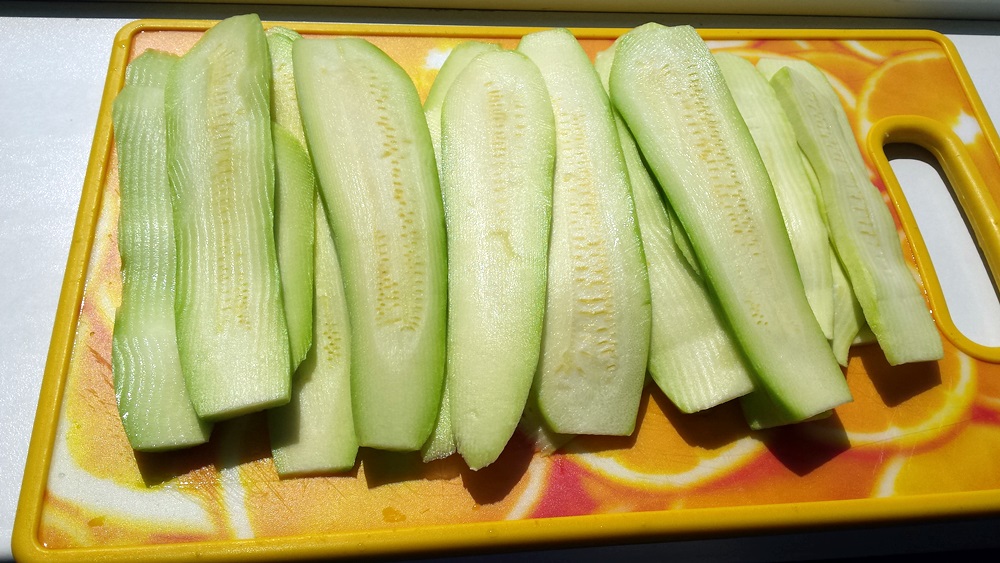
[12,19,1000,562]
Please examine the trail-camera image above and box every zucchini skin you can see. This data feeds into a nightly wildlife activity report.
[166,14,291,420]
[295,37,447,451]
[611,23,851,423]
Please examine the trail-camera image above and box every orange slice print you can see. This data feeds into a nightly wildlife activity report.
[567,389,763,490]
[873,423,1000,496]
[858,50,969,135]
[805,340,975,452]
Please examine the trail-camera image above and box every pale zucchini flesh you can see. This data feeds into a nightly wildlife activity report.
[595,45,754,413]
[714,52,834,340]
[519,28,651,436]
[294,37,447,451]
[165,14,291,420]
[610,23,851,423]
[112,53,211,450]
[768,65,943,365]
[441,49,555,470]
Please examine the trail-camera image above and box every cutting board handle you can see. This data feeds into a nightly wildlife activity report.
[868,115,1000,362]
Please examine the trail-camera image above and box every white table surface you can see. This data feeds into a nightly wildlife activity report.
[2,2,999,560]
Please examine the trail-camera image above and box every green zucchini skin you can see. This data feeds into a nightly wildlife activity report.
[519,28,651,436]
[714,52,834,340]
[610,23,851,424]
[268,27,315,371]
[294,37,447,451]
[595,46,754,414]
[768,65,943,366]
[441,49,555,470]
[268,207,358,476]
[112,52,212,451]
[166,14,291,420]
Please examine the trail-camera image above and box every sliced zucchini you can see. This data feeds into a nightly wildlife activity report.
[267,27,308,146]
[166,14,291,420]
[518,394,573,455]
[768,64,943,365]
[518,28,651,436]
[124,49,177,89]
[441,49,555,469]
[610,23,851,423]
[112,52,211,450]
[424,41,501,176]
[715,52,834,339]
[595,45,754,413]
[831,251,865,366]
[268,207,358,476]
[294,37,447,451]
[268,27,315,371]
[420,40,501,463]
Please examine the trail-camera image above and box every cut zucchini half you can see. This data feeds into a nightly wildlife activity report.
[519,28,651,436]
[441,48,555,469]
[768,64,943,365]
[112,52,211,450]
[295,37,447,451]
[596,45,754,413]
[166,14,291,420]
[611,23,851,423]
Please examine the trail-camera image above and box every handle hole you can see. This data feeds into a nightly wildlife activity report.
[885,142,1000,348]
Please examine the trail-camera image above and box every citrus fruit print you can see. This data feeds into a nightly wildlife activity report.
[28,25,1000,559]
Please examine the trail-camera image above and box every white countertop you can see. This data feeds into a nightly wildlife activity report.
[2,3,999,560]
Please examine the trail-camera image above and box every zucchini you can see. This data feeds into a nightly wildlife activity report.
[294,37,448,451]
[519,28,651,436]
[831,251,865,366]
[595,45,754,413]
[124,49,177,88]
[268,27,315,370]
[165,14,291,420]
[112,51,211,450]
[768,63,943,365]
[610,23,851,423]
[268,207,358,476]
[424,41,501,177]
[714,52,834,339]
[420,40,501,463]
[267,27,308,146]
[440,49,555,469]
